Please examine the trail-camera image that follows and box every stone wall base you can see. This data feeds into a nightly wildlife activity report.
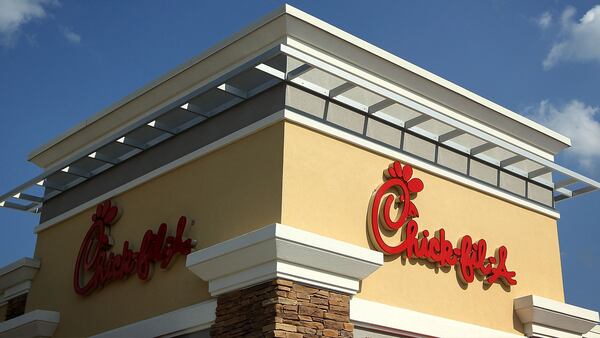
[210,279,353,337]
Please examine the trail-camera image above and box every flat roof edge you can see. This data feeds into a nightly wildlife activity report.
[27,4,293,164]
[0,257,40,277]
[28,4,571,166]
[281,5,571,148]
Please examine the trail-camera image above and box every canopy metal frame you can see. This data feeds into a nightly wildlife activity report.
[1,44,598,214]
[276,45,599,206]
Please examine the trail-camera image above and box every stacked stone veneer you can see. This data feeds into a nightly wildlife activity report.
[210,278,353,337]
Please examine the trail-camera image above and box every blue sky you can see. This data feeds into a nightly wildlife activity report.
[1,0,600,312]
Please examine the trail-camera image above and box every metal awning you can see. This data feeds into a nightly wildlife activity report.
[1,44,598,213]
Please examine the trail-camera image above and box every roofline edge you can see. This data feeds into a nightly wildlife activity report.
[26,4,292,164]
[27,3,572,166]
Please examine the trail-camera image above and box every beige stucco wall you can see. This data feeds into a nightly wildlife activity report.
[26,123,284,337]
[24,119,565,336]
[281,122,564,334]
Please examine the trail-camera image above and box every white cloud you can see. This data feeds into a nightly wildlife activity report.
[0,0,56,47]
[529,100,600,170]
[537,11,552,30]
[543,5,600,69]
[62,26,80,44]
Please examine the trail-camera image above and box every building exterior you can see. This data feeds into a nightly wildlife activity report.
[0,5,599,338]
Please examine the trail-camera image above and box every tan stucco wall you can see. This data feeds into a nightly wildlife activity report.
[281,122,564,334]
[26,123,284,337]
[25,120,565,336]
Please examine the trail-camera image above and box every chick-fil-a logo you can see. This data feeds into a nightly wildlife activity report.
[368,161,517,286]
[73,200,196,296]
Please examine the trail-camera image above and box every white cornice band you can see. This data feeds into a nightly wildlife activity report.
[29,5,568,165]
[90,300,216,338]
[0,257,40,303]
[514,295,599,338]
[351,297,523,338]
[34,108,561,236]
[585,325,600,338]
[185,223,383,295]
[0,310,59,338]
[2,281,32,303]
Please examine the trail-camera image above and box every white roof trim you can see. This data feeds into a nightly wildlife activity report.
[2,281,32,303]
[90,300,215,338]
[27,4,569,164]
[26,5,289,162]
[0,258,39,278]
[0,258,40,294]
[186,223,383,295]
[351,297,523,338]
[514,294,599,337]
[584,325,600,338]
[280,4,570,147]
[0,310,60,338]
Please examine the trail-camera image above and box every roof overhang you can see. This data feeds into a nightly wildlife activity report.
[515,295,599,337]
[1,5,596,215]
[27,4,569,169]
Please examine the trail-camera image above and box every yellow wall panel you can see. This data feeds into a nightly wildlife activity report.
[26,123,284,337]
[281,122,564,334]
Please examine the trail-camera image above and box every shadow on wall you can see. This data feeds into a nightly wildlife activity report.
[364,168,513,293]
[513,310,525,334]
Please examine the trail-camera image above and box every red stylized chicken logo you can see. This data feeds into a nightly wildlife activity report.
[368,161,517,287]
[368,161,424,254]
[92,200,119,225]
[74,200,196,296]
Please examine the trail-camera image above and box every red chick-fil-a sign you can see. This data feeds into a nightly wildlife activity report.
[368,161,517,286]
[73,200,196,296]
